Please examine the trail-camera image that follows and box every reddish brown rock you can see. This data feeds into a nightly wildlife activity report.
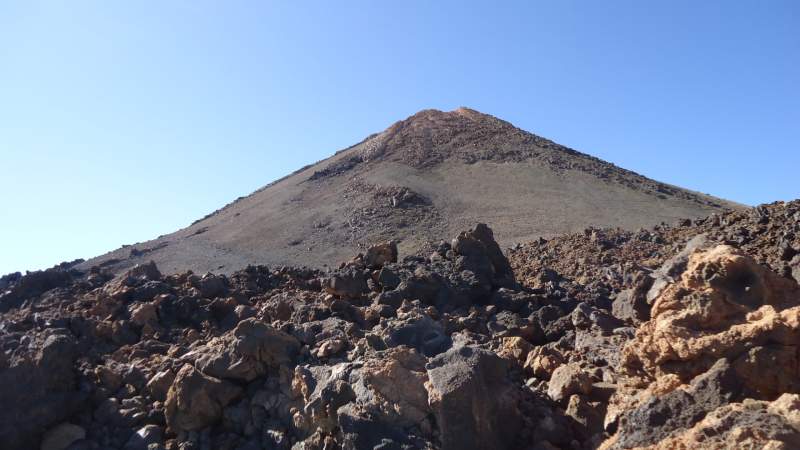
[164,364,242,434]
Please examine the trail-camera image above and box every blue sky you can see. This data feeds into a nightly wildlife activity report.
[1,1,798,275]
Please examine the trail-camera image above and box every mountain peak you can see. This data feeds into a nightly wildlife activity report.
[354,107,521,168]
[78,109,739,276]
[393,107,506,129]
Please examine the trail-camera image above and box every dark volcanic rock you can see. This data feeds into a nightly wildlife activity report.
[452,223,517,289]
[0,330,84,449]
[610,358,743,449]
[425,345,523,450]
[0,266,75,312]
[323,269,369,299]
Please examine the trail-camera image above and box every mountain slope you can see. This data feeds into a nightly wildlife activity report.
[79,107,740,274]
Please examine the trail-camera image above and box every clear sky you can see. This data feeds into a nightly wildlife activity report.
[1,1,798,275]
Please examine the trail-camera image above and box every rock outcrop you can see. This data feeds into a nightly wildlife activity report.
[603,244,800,449]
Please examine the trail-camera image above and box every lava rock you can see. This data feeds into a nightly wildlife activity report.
[425,345,523,450]
[0,331,84,450]
[164,364,243,434]
[364,241,398,269]
[195,318,300,382]
[547,363,592,403]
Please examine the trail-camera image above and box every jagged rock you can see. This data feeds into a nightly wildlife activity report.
[195,318,300,382]
[547,363,592,403]
[116,262,162,288]
[147,370,176,402]
[164,364,242,434]
[129,302,158,326]
[103,261,163,301]
[611,272,653,324]
[604,245,800,448]
[376,266,401,291]
[488,310,538,339]
[524,345,564,380]
[154,294,205,326]
[131,281,171,302]
[497,336,532,362]
[0,331,83,450]
[295,348,438,449]
[337,403,432,450]
[95,362,124,392]
[529,304,570,343]
[566,395,605,442]
[355,347,431,428]
[620,245,800,385]
[571,303,622,332]
[607,358,743,449]
[628,394,800,449]
[452,223,516,289]
[315,338,345,358]
[645,234,709,304]
[0,267,74,312]
[364,241,398,269]
[380,310,452,357]
[322,269,368,299]
[194,273,228,298]
[425,345,523,450]
[291,364,356,434]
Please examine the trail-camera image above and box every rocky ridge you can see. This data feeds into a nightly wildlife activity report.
[2,201,799,449]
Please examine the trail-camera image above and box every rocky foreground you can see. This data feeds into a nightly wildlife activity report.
[2,201,800,450]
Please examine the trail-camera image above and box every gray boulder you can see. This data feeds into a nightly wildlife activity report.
[425,345,523,450]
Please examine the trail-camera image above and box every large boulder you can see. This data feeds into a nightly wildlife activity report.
[0,330,84,450]
[547,363,592,403]
[322,269,369,299]
[425,345,524,450]
[291,363,357,435]
[354,347,431,428]
[451,223,516,289]
[620,245,800,385]
[193,273,228,298]
[380,310,452,357]
[339,348,435,449]
[604,245,800,448]
[195,318,300,382]
[291,348,435,449]
[164,364,242,434]
[364,241,398,269]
